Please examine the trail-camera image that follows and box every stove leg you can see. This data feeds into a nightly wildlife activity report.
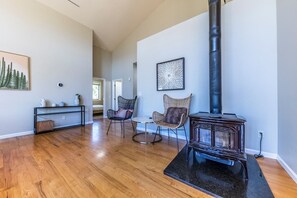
[239,160,248,180]
[186,146,194,163]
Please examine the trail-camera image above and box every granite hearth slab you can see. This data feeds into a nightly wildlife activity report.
[164,147,274,198]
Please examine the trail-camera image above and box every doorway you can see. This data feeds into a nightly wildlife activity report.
[112,79,122,110]
[133,62,137,98]
[93,78,106,119]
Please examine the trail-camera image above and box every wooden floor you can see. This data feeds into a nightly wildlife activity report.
[0,119,296,198]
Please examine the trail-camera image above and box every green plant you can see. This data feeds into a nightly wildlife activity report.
[9,69,17,89]
[0,59,13,88]
[3,64,12,88]
[0,57,28,90]
[0,58,6,87]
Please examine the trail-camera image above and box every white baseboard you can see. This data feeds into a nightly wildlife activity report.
[0,130,34,140]
[0,122,93,140]
[245,148,277,159]
[277,155,297,184]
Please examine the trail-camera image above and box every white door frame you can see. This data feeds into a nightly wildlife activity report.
[112,79,123,110]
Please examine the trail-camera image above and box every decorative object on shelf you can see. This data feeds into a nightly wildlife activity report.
[51,103,57,107]
[59,102,65,106]
[74,94,81,105]
[156,57,185,91]
[40,99,47,107]
[0,50,30,90]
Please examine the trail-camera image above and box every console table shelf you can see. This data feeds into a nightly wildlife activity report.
[34,105,85,134]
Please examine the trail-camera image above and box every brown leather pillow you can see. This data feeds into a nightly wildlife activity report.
[164,107,187,124]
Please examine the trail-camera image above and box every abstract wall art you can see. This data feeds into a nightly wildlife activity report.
[156,57,185,91]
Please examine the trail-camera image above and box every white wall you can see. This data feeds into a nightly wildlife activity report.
[277,0,297,181]
[223,0,278,154]
[112,0,208,99]
[93,46,112,81]
[137,0,278,154]
[0,0,93,135]
[137,13,209,122]
[93,46,112,114]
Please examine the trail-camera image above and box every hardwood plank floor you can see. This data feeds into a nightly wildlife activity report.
[0,118,296,197]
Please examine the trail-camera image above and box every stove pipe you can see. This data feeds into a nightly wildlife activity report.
[209,0,222,114]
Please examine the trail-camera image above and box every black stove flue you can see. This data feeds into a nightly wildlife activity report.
[188,0,248,180]
[209,0,222,114]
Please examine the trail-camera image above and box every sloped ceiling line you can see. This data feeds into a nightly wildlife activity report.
[35,0,165,51]
[66,0,80,8]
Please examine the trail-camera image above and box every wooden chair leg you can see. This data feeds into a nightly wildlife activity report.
[119,121,122,136]
[106,120,112,135]
[131,120,135,134]
[121,121,125,138]
[153,126,160,142]
[167,128,170,139]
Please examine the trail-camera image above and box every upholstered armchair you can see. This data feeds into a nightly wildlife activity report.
[152,94,192,151]
[106,96,137,137]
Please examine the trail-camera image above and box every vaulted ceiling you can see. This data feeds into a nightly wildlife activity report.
[35,0,233,52]
[35,0,165,51]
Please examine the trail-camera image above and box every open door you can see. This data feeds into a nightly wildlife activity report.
[133,62,137,98]
[93,78,106,118]
[112,79,122,110]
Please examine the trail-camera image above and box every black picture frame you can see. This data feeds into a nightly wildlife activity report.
[156,57,185,91]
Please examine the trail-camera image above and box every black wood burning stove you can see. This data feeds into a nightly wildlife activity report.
[189,113,247,179]
[188,0,248,179]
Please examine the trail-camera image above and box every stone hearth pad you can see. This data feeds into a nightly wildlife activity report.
[164,147,274,198]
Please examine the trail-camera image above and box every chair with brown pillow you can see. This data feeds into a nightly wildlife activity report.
[152,94,192,151]
[106,96,137,137]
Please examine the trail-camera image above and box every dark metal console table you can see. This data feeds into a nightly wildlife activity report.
[34,105,85,134]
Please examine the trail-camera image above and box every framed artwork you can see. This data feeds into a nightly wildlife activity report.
[156,57,185,91]
[0,50,30,90]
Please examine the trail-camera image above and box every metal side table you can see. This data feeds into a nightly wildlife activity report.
[132,117,162,144]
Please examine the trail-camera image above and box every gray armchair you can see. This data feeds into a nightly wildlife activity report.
[106,96,137,137]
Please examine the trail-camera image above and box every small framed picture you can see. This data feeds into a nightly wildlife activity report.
[156,57,185,91]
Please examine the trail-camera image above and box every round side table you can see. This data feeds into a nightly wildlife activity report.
[132,117,162,144]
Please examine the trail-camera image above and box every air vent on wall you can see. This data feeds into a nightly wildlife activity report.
[66,0,80,7]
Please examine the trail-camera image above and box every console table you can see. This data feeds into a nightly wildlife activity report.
[34,105,85,134]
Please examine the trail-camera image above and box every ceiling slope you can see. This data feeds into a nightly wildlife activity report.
[35,0,164,51]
